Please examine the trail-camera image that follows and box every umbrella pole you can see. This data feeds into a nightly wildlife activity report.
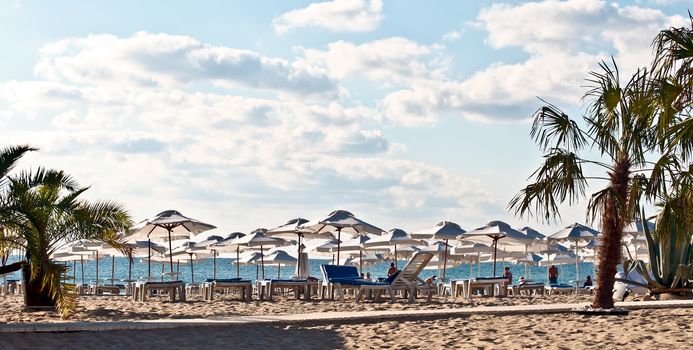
[190,254,194,284]
[394,245,398,269]
[442,239,448,280]
[128,256,132,282]
[236,246,240,278]
[255,265,258,280]
[73,260,76,282]
[81,255,84,285]
[260,245,265,280]
[492,238,499,277]
[336,228,342,265]
[148,238,152,279]
[213,251,217,280]
[477,252,480,277]
[575,241,579,292]
[161,264,164,282]
[296,235,301,277]
[278,263,281,279]
[111,255,115,285]
[524,245,528,278]
[359,250,363,275]
[167,227,174,276]
[96,251,99,287]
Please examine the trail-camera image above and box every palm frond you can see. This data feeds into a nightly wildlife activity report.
[530,101,587,152]
[508,149,587,222]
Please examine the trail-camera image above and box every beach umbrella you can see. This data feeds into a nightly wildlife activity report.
[504,227,548,278]
[300,210,384,267]
[452,242,495,277]
[231,229,286,280]
[167,240,211,283]
[211,232,247,278]
[267,218,326,279]
[411,221,465,280]
[192,235,224,279]
[68,240,106,286]
[262,250,297,278]
[622,220,654,261]
[363,228,421,269]
[547,223,599,290]
[128,210,216,278]
[332,235,372,274]
[458,221,531,277]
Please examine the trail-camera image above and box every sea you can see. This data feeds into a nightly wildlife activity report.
[1,255,596,286]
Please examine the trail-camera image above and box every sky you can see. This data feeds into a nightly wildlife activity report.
[0,0,690,237]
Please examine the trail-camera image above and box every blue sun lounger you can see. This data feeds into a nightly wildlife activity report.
[321,252,436,303]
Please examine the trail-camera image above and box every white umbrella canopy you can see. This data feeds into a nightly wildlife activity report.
[128,210,216,276]
[267,218,327,278]
[519,227,546,240]
[622,220,655,237]
[546,223,599,243]
[411,221,466,280]
[300,210,385,265]
[459,221,533,277]
[233,229,287,280]
[332,235,372,274]
[61,240,109,286]
[363,228,421,269]
[547,223,599,289]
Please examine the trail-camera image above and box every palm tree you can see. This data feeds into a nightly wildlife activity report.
[0,146,132,318]
[508,53,691,308]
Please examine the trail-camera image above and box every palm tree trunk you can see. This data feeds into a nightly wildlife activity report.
[593,157,630,309]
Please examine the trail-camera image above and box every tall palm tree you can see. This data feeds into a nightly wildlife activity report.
[0,146,132,318]
[508,55,689,308]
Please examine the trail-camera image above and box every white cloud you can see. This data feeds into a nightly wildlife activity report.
[273,0,383,34]
[34,32,338,98]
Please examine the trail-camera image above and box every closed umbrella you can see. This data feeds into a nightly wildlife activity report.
[411,221,465,280]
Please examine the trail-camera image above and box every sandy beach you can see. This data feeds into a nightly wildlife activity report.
[0,293,596,323]
[2,307,691,350]
[3,293,692,349]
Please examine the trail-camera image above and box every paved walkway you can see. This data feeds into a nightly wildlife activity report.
[2,299,692,333]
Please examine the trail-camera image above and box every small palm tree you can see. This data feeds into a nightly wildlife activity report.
[509,54,689,308]
[0,146,132,318]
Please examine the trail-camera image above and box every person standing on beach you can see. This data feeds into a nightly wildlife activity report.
[502,266,513,286]
[548,265,558,285]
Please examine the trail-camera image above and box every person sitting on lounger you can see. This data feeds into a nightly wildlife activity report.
[583,275,593,288]
[518,276,526,286]
[502,266,513,286]
[365,272,372,281]
[548,265,558,284]
[387,263,398,277]
[424,275,437,286]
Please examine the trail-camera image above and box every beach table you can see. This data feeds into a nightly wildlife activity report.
[256,279,320,301]
[202,279,253,301]
[133,281,186,302]
[457,277,509,299]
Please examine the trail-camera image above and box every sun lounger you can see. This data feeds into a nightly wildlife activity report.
[510,283,545,296]
[545,284,575,295]
[321,252,436,303]
[202,279,252,301]
[257,279,320,301]
[133,281,186,302]
[90,284,122,295]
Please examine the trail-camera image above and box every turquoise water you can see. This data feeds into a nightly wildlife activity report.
[2,255,596,286]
